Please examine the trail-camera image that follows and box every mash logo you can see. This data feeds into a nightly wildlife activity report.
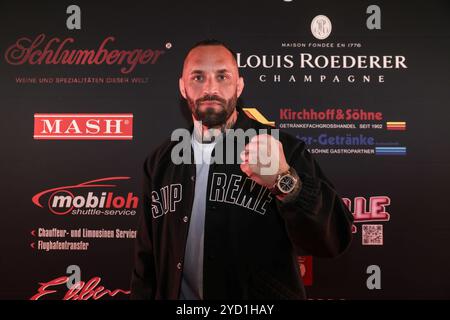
[34,113,133,140]
[30,276,130,300]
[32,177,138,216]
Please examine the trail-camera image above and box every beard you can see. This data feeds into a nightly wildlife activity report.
[187,93,237,128]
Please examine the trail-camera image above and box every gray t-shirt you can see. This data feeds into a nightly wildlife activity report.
[179,135,215,300]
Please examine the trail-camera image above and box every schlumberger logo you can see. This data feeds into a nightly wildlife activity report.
[5,34,165,74]
[32,177,138,216]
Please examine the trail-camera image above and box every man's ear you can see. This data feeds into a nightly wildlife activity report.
[237,76,245,98]
[179,77,187,99]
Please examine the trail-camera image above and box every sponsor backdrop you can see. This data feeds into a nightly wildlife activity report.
[1,0,449,299]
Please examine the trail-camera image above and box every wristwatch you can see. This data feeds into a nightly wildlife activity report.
[270,168,300,196]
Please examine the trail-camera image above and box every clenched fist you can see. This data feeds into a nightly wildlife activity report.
[239,134,290,188]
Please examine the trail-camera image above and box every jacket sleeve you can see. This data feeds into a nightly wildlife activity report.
[130,157,156,299]
[276,140,354,258]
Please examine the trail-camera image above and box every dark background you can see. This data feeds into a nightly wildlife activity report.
[0,0,449,299]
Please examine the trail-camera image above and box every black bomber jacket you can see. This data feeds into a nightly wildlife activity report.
[130,111,354,300]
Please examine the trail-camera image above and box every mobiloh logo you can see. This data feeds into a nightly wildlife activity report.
[33,113,133,140]
[32,177,138,216]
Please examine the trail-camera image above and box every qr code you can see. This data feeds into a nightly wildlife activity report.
[362,224,383,245]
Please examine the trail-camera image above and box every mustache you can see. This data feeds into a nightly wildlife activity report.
[196,95,227,105]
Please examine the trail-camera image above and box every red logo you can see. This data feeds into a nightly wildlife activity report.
[32,177,138,216]
[343,196,391,233]
[5,34,165,74]
[34,113,133,140]
[298,256,313,286]
[30,276,130,300]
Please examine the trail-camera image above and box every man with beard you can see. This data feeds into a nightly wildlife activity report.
[130,40,354,300]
